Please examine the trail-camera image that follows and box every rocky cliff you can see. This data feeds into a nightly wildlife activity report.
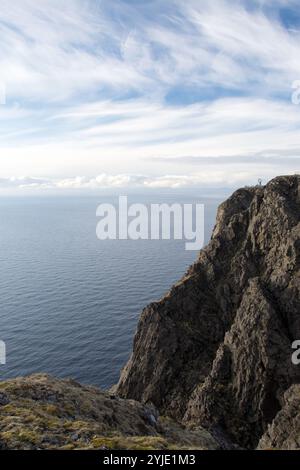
[117,175,300,449]
[1,175,299,450]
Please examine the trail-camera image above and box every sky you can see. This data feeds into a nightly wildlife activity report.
[0,0,300,193]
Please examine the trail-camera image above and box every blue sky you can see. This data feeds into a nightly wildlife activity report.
[0,0,299,192]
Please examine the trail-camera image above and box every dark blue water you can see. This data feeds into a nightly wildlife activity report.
[0,195,220,389]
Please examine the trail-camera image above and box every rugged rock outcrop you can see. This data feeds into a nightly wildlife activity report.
[258,384,300,450]
[117,175,300,449]
[0,374,219,450]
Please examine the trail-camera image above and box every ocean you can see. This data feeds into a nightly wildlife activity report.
[0,194,221,389]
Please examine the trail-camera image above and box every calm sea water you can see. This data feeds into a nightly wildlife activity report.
[0,194,221,389]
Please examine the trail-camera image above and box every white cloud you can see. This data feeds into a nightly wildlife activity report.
[0,166,298,194]
[1,0,300,103]
[0,0,151,102]
[0,0,299,189]
[1,95,300,182]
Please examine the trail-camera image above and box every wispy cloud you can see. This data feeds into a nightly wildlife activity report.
[0,0,299,189]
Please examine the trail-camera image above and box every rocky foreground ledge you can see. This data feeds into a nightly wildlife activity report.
[0,175,299,450]
[0,374,219,450]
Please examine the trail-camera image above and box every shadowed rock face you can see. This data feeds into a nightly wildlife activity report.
[258,384,300,450]
[116,175,300,449]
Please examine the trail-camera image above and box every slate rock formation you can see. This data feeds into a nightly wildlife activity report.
[117,175,300,449]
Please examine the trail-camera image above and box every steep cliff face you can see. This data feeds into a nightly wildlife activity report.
[117,175,300,449]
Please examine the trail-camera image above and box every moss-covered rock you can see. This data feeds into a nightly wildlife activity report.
[0,374,219,450]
